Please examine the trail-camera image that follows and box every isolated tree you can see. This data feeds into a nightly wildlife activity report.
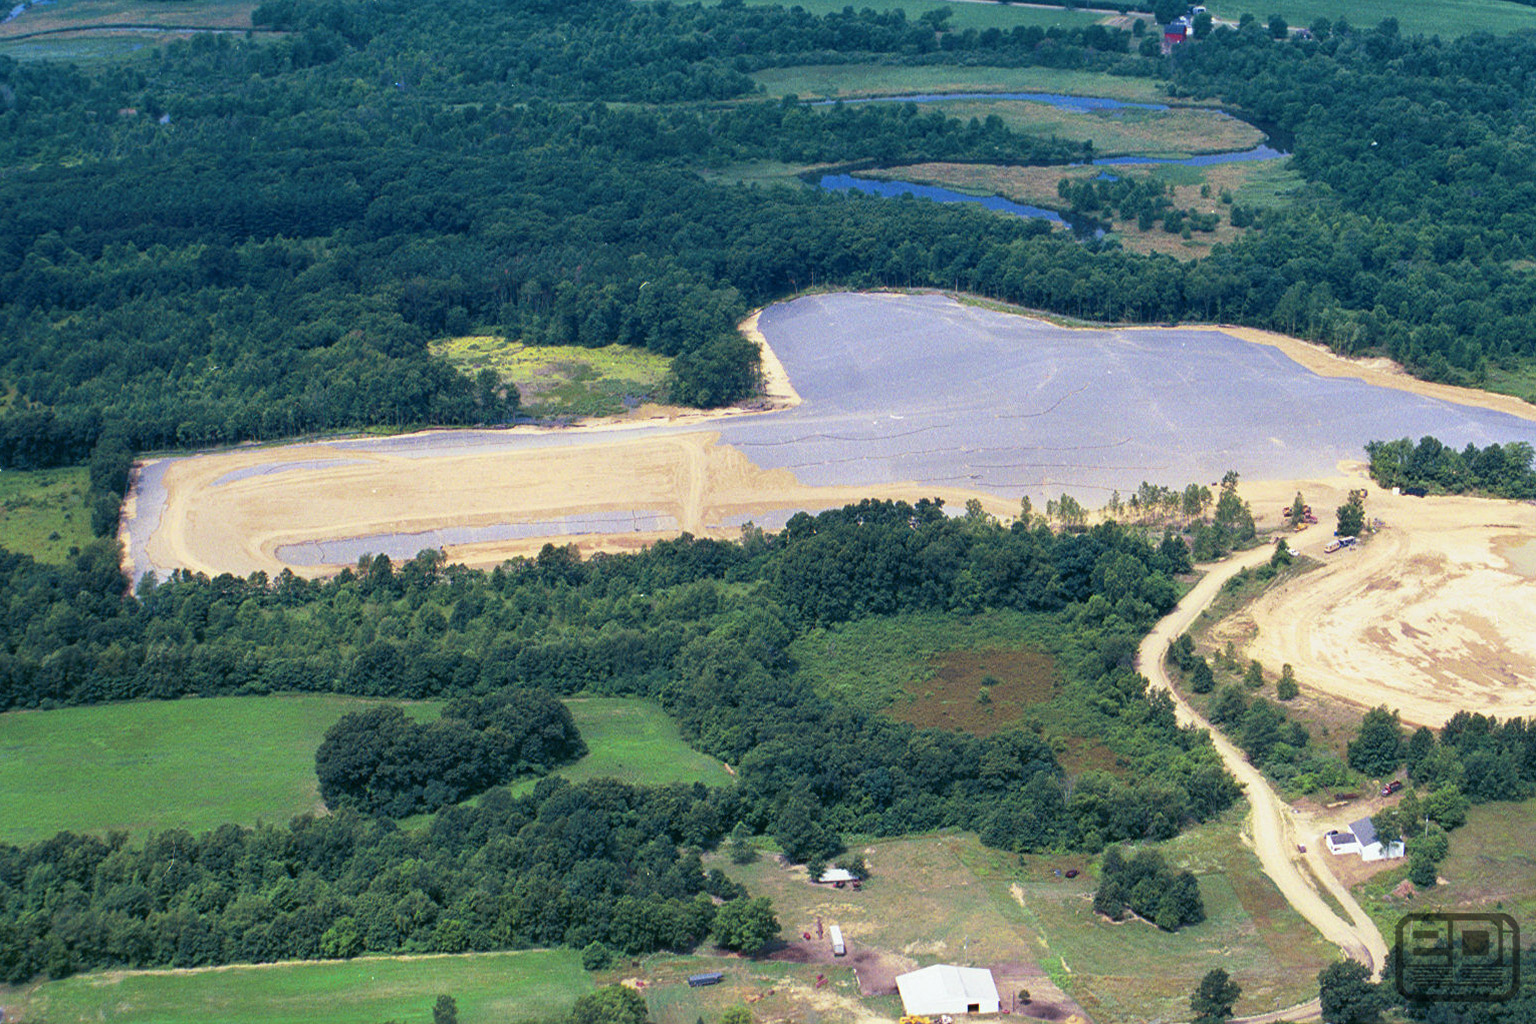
[719,1008,753,1024]
[1192,10,1213,36]
[1336,489,1367,537]
[1269,538,1293,569]
[1289,492,1307,527]
[571,985,648,1024]
[1190,657,1216,694]
[1244,660,1264,689]
[727,821,757,865]
[1191,967,1242,1024]
[433,995,459,1024]
[713,896,780,953]
[1348,706,1403,776]
[582,941,614,971]
[1267,13,1288,38]
[1277,663,1299,701]
[1317,960,1387,1024]
[1404,726,1436,778]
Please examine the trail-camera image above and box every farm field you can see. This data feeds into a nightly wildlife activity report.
[2,949,589,1024]
[430,336,674,419]
[751,63,1171,103]
[0,465,93,563]
[0,0,255,36]
[897,99,1263,158]
[718,815,1338,1024]
[0,695,441,845]
[1205,0,1536,38]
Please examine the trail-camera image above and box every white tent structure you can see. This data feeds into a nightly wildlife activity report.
[896,965,1001,1016]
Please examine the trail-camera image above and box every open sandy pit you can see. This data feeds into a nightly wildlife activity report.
[1234,475,1536,728]
[123,290,1536,726]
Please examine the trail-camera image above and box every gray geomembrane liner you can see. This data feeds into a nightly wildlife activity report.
[127,293,1536,575]
[211,459,365,487]
[275,512,679,566]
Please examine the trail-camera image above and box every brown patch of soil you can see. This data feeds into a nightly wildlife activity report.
[889,648,1056,737]
[766,934,910,996]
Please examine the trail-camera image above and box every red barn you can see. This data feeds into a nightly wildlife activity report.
[1164,20,1189,47]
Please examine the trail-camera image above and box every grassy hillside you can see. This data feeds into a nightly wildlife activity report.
[4,949,589,1024]
[0,466,93,563]
[0,695,442,845]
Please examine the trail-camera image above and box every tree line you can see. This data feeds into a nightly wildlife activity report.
[1365,435,1536,499]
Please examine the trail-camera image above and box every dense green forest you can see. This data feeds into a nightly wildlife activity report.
[0,501,1247,981]
[1365,435,1536,498]
[6,2,1536,469]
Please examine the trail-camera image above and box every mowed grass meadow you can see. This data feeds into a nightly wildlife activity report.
[1,695,728,844]
[0,695,441,845]
[7,949,590,1024]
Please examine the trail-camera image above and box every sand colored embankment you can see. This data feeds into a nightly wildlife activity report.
[142,430,1013,579]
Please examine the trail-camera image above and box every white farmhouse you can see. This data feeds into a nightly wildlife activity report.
[896,965,1001,1016]
[1324,816,1405,862]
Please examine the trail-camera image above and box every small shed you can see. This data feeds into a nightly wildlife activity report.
[1164,18,1190,47]
[896,965,1001,1016]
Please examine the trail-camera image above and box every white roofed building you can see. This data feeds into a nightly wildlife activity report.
[896,965,1001,1016]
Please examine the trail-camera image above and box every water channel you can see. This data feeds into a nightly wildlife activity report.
[813,90,1287,227]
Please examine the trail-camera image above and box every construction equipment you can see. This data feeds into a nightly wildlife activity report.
[900,1017,932,1024]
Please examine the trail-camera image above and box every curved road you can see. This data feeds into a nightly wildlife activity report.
[1136,540,1390,1021]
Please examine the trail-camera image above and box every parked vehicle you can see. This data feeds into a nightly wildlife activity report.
[1381,779,1404,797]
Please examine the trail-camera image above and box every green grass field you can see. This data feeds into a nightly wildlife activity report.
[431,336,673,418]
[718,813,1338,1024]
[2,695,726,844]
[0,466,93,563]
[908,98,1263,157]
[752,63,1170,102]
[509,697,735,794]
[1207,0,1536,38]
[6,949,589,1024]
[0,695,442,845]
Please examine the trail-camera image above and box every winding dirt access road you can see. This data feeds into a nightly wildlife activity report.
[1137,540,1391,1018]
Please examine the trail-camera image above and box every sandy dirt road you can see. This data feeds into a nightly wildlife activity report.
[1137,541,1390,991]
